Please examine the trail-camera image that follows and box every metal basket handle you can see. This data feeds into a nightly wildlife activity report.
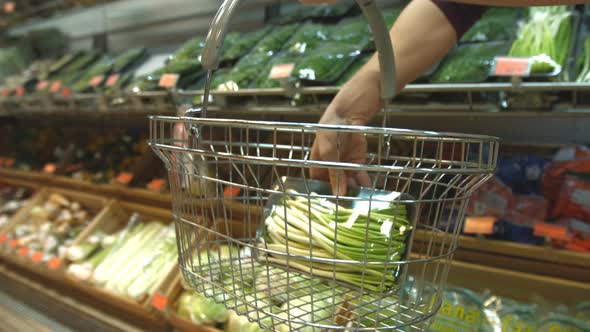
[201,0,397,101]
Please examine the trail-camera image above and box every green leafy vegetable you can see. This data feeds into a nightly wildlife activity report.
[112,48,147,73]
[326,16,370,49]
[281,23,329,54]
[260,192,411,292]
[577,36,590,82]
[337,54,370,86]
[508,6,573,73]
[431,42,508,83]
[221,27,272,62]
[294,43,361,83]
[462,8,520,43]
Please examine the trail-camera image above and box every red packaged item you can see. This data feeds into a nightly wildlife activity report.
[543,146,590,205]
[511,195,548,220]
[553,176,590,221]
[467,177,513,218]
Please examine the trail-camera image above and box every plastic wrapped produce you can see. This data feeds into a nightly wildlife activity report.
[294,43,361,84]
[429,288,494,332]
[71,57,113,92]
[326,16,370,49]
[431,42,509,83]
[576,36,590,82]
[461,8,520,43]
[337,54,370,86]
[508,6,574,74]
[221,27,271,62]
[281,23,329,54]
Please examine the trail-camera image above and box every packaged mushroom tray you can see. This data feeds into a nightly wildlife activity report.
[2,189,109,264]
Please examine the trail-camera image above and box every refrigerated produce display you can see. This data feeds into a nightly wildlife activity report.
[0,1,589,332]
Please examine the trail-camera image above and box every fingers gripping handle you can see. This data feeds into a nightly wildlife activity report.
[201,0,397,100]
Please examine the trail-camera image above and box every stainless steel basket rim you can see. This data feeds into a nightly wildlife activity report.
[148,115,501,142]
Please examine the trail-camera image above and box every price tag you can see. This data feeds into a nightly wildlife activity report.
[4,158,14,167]
[534,223,568,240]
[0,234,7,243]
[116,172,134,185]
[31,251,43,263]
[65,163,83,173]
[89,75,104,87]
[4,2,15,14]
[14,86,24,96]
[48,257,62,270]
[151,293,169,311]
[158,73,179,89]
[2,88,10,97]
[9,239,18,248]
[492,57,531,77]
[36,80,49,91]
[463,216,496,235]
[106,74,120,87]
[224,186,241,197]
[148,178,165,191]
[43,163,57,174]
[61,87,72,98]
[269,63,295,79]
[18,246,29,257]
[49,81,62,93]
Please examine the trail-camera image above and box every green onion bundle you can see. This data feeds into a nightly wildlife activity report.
[261,192,411,292]
[577,37,590,83]
[508,6,573,74]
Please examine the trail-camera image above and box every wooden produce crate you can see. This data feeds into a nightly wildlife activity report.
[66,201,179,315]
[0,188,111,275]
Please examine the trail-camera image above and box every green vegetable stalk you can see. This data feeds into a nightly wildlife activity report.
[577,37,590,83]
[508,6,573,74]
[260,192,411,292]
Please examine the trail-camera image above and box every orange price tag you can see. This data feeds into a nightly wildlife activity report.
[493,57,531,77]
[148,178,165,191]
[49,81,62,93]
[224,186,241,197]
[116,172,134,185]
[14,86,24,96]
[2,88,10,97]
[4,2,15,14]
[0,234,7,243]
[89,75,104,87]
[65,163,83,173]
[269,63,295,79]
[18,247,29,257]
[463,216,496,235]
[534,223,568,240]
[106,74,120,87]
[31,251,43,263]
[43,163,57,174]
[61,86,72,98]
[158,73,179,89]
[9,239,18,248]
[48,257,62,270]
[151,293,169,311]
[36,80,49,91]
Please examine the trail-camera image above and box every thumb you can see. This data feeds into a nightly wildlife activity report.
[329,168,347,196]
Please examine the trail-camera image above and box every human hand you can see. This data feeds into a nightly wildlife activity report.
[310,62,382,195]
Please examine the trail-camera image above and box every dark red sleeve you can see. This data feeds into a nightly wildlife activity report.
[431,0,488,39]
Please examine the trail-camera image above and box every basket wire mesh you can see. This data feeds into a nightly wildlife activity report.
[149,116,499,331]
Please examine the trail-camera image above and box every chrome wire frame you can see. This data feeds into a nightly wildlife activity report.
[149,116,499,331]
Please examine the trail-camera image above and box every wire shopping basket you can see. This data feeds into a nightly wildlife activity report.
[148,1,500,331]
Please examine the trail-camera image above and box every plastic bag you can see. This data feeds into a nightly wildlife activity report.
[497,155,547,195]
[553,175,590,221]
[221,27,271,62]
[326,16,370,49]
[294,43,361,84]
[461,8,520,43]
[429,288,494,332]
[467,177,513,218]
[431,42,509,83]
[337,54,370,86]
[508,6,573,74]
[504,195,547,227]
[281,23,329,54]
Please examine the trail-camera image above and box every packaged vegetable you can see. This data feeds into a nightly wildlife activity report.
[461,8,520,43]
[281,23,329,54]
[294,42,361,84]
[170,38,206,63]
[221,27,271,62]
[576,36,590,82]
[326,16,370,49]
[252,52,301,89]
[71,57,113,93]
[252,24,301,55]
[431,42,509,83]
[429,288,494,332]
[508,6,574,74]
[467,177,513,218]
[112,48,147,73]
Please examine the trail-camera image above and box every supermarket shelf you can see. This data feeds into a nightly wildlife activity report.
[415,231,590,284]
[1,169,588,286]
